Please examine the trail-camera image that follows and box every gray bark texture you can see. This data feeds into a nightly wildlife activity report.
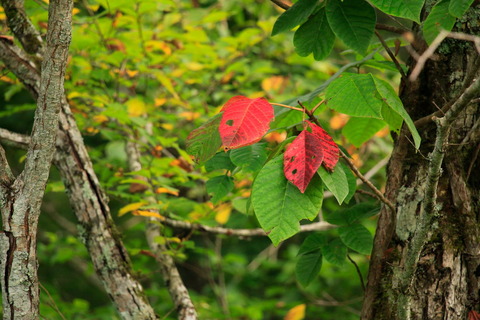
[0,0,72,318]
[362,5,480,320]
[0,1,157,319]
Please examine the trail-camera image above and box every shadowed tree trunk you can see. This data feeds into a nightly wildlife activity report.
[362,4,480,320]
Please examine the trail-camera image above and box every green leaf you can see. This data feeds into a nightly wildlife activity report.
[344,203,380,224]
[298,233,328,255]
[205,152,236,172]
[322,239,347,266]
[294,8,335,60]
[381,104,404,133]
[369,0,424,22]
[272,0,319,36]
[296,249,322,287]
[342,117,386,147]
[252,157,324,246]
[449,0,474,17]
[422,0,456,45]
[342,162,357,204]
[186,114,222,164]
[373,77,421,148]
[338,224,373,254]
[206,175,234,204]
[230,143,267,172]
[326,73,383,118]
[318,165,349,204]
[326,0,376,54]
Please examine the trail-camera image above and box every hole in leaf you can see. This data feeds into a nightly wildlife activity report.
[292,169,297,175]
[311,155,315,159]
[226,119,234,126]
[290,156,295,162]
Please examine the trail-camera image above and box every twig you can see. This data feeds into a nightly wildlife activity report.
[270,102,304,112]
[163,217,334,237]
[347,255,365,291]
[269,0,291,10]
[374,30,408,82]
[410,31,480,81]
[375,23,409,34]
[356,189,380,200]
[339,149,396,212]
[39,282,67,320]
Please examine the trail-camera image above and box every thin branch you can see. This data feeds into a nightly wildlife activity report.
[374,30,408,82]
[270,102,304,112]
[0,128,30,149]
[0,0,44,55]
[375,23,409,34]
[39,282,67,320]
[0,143,14,186]
[162,217,334,237]
[347,255,365,291]
[339,149,395,212]
[410,31,480,81]
[269,0,290,10]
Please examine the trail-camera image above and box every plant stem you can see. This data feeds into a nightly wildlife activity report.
[270,102,304,112]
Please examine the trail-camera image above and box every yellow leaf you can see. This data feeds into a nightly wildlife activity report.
[86,127,99,134]
[179,111,200,121]
[93,115,108,123]
[154,98,167,107]
[284,304,306,320]
[133,210,165,220]
[72,7,80,15]
[156,72,180,100]
[127,98,147,117]
[215,204,232,225]
[249,92,265,99]
[118,202,148,216]
[261,76,288,92]
[67,91,82,99]
[161,123,174,130]
[185,62,204,71]
[155,187,179,196]
[0,75,14,83]
[126,70,139,78]
[145,40,172,55]
[329,114,349,130]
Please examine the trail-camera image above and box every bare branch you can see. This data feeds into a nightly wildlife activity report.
[0,144,14,186]
[374,30,408,82]
[163,217,334,237]
[269,0,290,10]
[410,31,480,81]
[0,128,30,149]
[0,0,44,55]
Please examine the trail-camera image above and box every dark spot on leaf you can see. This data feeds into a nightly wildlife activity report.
[290,156,295,162]
[292,169,297,175]
[226,119,234,126]
[311,155,315,159]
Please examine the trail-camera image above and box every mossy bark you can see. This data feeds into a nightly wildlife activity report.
[362,5,480,320]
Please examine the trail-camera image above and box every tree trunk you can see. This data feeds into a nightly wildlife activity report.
[362,5,480,320]
[0,1,72,318]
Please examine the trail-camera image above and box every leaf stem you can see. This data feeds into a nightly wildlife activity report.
[270,102,304,112]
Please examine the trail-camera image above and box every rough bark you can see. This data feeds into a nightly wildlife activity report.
[0,2,157,318]
[0,0,71,318]
[362,5,480,319]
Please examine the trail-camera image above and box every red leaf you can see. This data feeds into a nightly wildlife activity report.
[219,96,274,150]
[307,120,339,171]
[469,311,480,320]
[284,130,324,193]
